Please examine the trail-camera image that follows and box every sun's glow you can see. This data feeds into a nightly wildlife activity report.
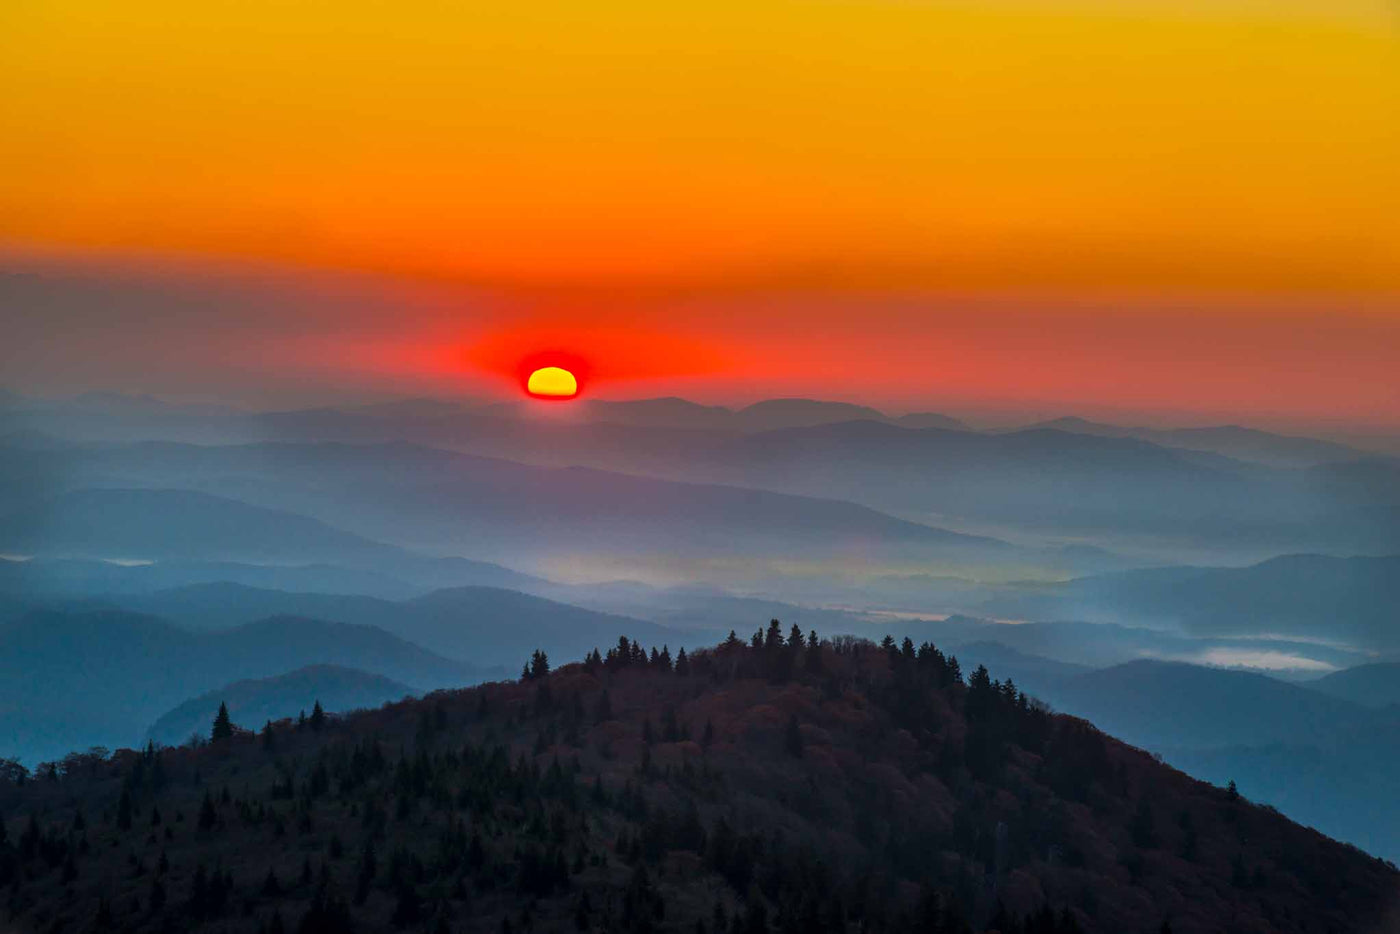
[526,366,579,399]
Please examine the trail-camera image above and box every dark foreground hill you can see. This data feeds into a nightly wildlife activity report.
[0,630,1396,934]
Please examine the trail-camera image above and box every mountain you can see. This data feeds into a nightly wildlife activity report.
[892,410,972,430]
[337,398,475,419]
[694,421,1281,541]
[941,640,1093,694]
[579,396,740,430]
[1,633,1394,933]
[0,609,491,764]
[106,582,695,668]
[0,442,1023,582]
[1307,662,1400,708]
[983,554,1400,652]
[0,487,549,592]
[15,405,1397,564]
[0,487,413,566]
[0,556,425,601]
[1026,417,1367,468]
[145,665,414,747]
[482,397,971,434]
[1036,659,1372,749]
[401,586,697,667]
[1032,659,1400,861]
[809,613,1371,673]
[734,398,890,430]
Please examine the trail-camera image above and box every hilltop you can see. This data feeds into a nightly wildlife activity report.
[0,628,1395,933]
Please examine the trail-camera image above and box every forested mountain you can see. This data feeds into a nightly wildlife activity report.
[1033,660,1400,862]
[1,630,1393,934]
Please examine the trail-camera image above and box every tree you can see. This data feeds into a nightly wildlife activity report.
[211,702,234,743]
[0,756,28,786]
[309,701,326,731]
[529,649,550,680]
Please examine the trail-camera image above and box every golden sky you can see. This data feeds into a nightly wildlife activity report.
[1,0,1398,421]
[4,0,1397,292]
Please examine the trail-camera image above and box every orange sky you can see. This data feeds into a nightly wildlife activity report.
[1,0,1397,424]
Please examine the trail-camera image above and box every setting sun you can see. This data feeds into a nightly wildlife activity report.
[526,366,579,399]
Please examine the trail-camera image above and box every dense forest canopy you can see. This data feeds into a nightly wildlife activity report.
[1,626,1395,934]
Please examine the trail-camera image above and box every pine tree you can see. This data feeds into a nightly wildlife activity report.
[309,700,326,731]
[528,649,550,680]
[211,702,234,743]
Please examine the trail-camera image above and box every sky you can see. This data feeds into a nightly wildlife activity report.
[2,0,1398,426]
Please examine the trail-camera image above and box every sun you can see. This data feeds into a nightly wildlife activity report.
[526,366,579,399]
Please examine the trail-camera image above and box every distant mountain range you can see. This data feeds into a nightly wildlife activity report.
[982,554,1400,652]
[0,444,1042,582]
[144,664,414,747]
[0,608,496,764]
[5,391,1396,562]
[1022,416,1366,468]
[101,581,698,667]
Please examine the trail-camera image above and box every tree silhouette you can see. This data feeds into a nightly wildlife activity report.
[211,702,234,743]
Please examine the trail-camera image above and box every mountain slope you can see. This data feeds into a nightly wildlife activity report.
[1036,659,1374,749]
[984,554,1400,652]
[145,665,414,747]
[0,633,1394,934]
[1307,662,1400,708]
[0,609,491,764]
[103,582,696,667]
[1,441,1023,581]
[1026,416,1367,468]
[1032,658,1400,861]
[0,488,544,593]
